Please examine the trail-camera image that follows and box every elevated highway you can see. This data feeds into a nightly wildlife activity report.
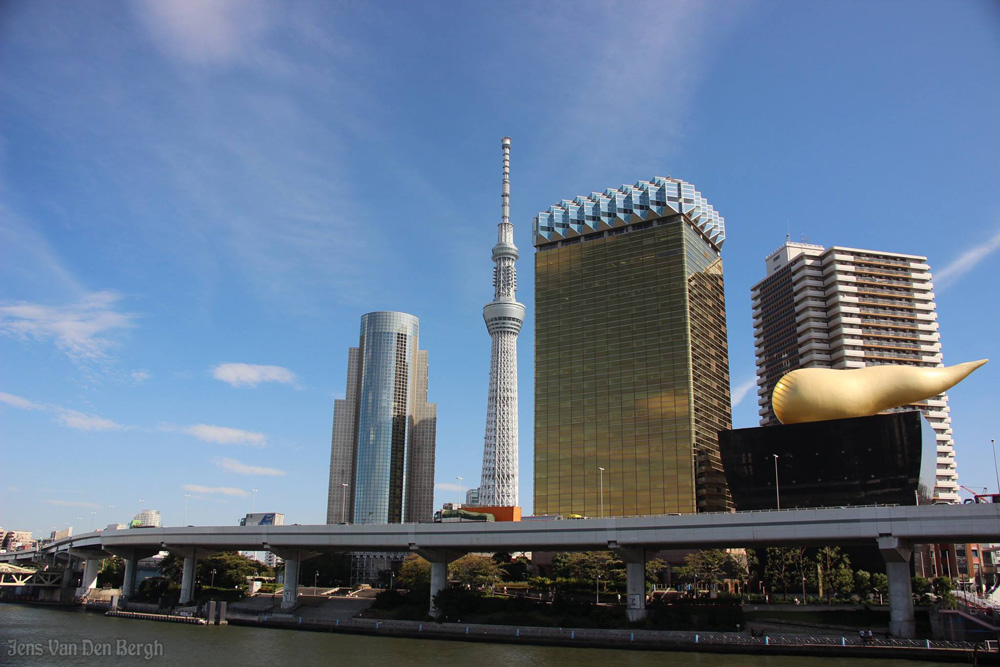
[4,503,997,637]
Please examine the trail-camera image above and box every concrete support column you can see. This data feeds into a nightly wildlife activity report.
[429,561,448,617]
[121,553,138,599]
[179,555,198,604]
[415,548,459,619]
[76,558,100,598]
[878,536,915,639]
[281,558,299,610]
[613,547,647,623]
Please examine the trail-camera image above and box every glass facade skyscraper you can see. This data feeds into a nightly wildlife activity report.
[533,177,732,518]
[326,312,436,526]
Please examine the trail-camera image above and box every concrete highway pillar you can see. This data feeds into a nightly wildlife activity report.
[281,557,300,610]
[76,558,101,598]
[415,548,459,619]
[121,552,138,599]
[179,554,198,604]
[613,547,647,623]
[429,561,448,617]
[878,536,915,638]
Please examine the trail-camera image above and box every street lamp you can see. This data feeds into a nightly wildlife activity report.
[772,455,781,510]
[456,476,463,506]
[992,439,999,495]
[341,483,350,523]
[314,570,319,588]
[89,511,96,531]
[184,494,191,525]
[596,573,601,605]
[598,467,605,518]
[211,568,217,587]
[251,489,258,513]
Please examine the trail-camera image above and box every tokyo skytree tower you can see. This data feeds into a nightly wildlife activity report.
[479,137,524,507]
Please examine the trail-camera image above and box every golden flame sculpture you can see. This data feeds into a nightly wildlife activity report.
[772,359,988,425]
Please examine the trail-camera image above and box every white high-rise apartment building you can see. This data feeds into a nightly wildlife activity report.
[751,241,959,502]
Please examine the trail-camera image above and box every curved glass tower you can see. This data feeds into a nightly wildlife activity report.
[327,311,436,526]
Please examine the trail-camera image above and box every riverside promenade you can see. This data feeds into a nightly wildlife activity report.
[219,608,998,664]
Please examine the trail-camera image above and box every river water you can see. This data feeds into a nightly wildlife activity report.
[0,605,934,666]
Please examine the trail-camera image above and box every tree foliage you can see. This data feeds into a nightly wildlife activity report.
[816,546,853,602]
[549,552,625,588]
[158,551,266,591]
[97,557,124,588]
[399,555,431,590]
[449,554,503,588]
[675,550,740,592]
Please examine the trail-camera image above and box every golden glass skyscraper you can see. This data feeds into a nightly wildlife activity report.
[533,177,732,517]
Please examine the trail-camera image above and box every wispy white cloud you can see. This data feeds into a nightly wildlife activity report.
[212,363,297,388]
[132,0,269,66]
[182,484,249,497]
[167,423,268,447]
[214,457,286,476]
[131,370,152,383]
[55,409,123,432]
[936,226,1000,290]
[44,499,101,509]
[0,392,44,410]
[0,291,137,363]
[434,482,466,493]
[730,377,758,408]
[0,391,123,431]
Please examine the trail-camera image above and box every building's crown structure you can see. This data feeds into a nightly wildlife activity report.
[533,176,726,248]
[479,137,524,507]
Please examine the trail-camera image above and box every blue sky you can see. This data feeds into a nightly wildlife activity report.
[2,0,998,537]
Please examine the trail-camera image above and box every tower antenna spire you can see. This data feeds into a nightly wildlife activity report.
[479,137,524,507]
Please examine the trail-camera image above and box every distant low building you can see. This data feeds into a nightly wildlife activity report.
[131,509,161,528]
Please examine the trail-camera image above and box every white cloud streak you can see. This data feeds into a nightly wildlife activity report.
[730,377,758,408]
[175,423,268,447]
[212,363,297,388]
[55,410,123,432]
[0,392,44,410]
[133,0,269,66]
[214,457,286,476]
[182,484,250,497]
[44,499,101,509]
[434,482,466,493]
[0,291,137,362]
[935,227,1000,290]
[0,391,123,431]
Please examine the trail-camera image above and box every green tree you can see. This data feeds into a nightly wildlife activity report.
[550,552,626,589]
[676,550,738,593]
[816,546,853,603]
[96,557,124,588]
[912,576,933,604]
[853,570,872,600]
[646,558,668,590]
[159,551,265,591]
[871,573,889,604]
[933,576,956,608]
[789,548,814,601]
[449,554,503,589]
[764,548,795,600]
[492,552,531,581]
[398,555,431,590]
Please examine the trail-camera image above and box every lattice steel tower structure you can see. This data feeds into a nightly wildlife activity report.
[479,136,524,506]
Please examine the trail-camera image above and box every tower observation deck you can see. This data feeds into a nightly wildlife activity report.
[479,137,524,507]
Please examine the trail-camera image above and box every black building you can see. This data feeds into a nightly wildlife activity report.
[719,411,935,511]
